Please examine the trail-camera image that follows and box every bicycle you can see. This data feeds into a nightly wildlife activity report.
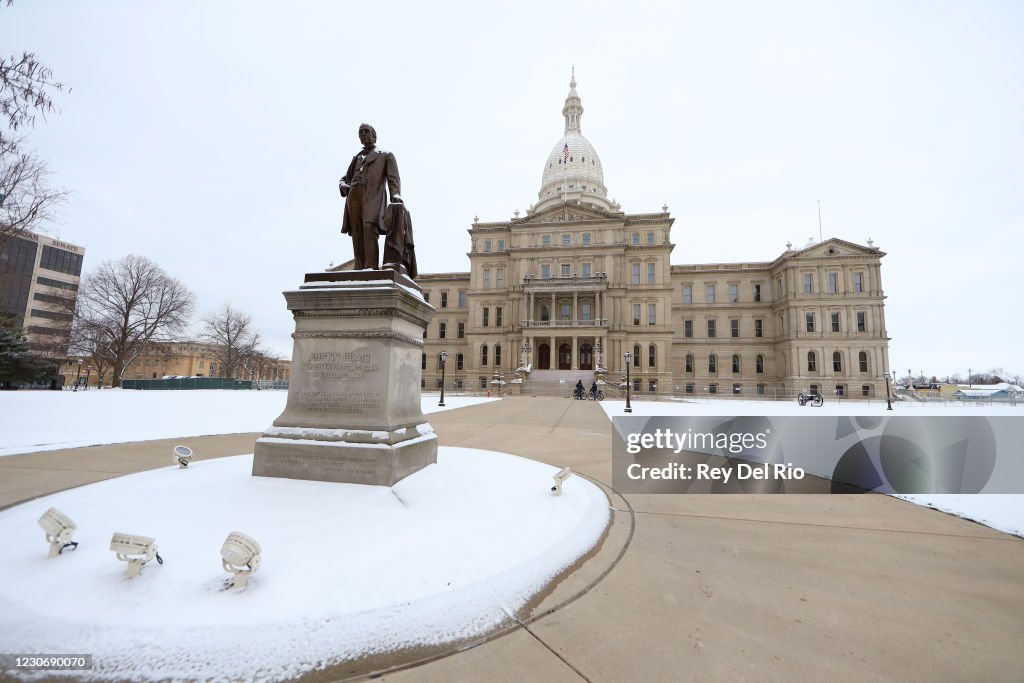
[797,392,824,407]
[588,388,605,401]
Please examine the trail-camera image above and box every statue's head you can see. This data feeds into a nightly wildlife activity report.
[358,123,377,146]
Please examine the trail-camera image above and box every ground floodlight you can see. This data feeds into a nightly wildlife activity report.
[110,532,163,578]
[38,507,78,557]
[173,445,194,468]
[221,532,262,590]
[551,467,573,496]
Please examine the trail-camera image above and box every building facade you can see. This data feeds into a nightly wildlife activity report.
[416,75,892,398]
[0,230,85,359]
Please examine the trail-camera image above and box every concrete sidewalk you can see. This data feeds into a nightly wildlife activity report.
[1,397,1022,682]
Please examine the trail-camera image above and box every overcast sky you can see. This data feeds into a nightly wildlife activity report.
[4,1,1022,379]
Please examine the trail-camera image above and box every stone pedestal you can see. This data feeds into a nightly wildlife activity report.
[252,270,437,486]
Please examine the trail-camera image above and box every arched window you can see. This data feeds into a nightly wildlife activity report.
[481,345,488,366]
[732,354,741,374]
[633,344,640,368]
[648,344,656,368]
[495,345,502,366]
[685,354,694,373]
[457,353,464,370]
[808,351,817,372]
[833,351,842,372]
[709,354,718,373]
[858,351,868,373]
[756,354,765,374]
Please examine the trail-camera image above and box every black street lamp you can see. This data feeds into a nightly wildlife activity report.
[521,341,532,369]
[624,351,633,413]
[438,350,448,407]
[883,371,893,411]
[74,358,83,392]
[595,339,603,369]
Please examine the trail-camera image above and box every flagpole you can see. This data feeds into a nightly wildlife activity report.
[818,199,823,243]
[562,136,568,205]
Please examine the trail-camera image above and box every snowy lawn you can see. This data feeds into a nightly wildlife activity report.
[0,449,608,681]
[0,390,498,457]
[599,398,1023,537]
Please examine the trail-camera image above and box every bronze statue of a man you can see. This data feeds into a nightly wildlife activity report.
[339,124,401,270]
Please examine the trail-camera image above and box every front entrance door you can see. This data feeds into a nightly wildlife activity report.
[558,343,572,370]
[538,343,551,370]
[580,343,593,370]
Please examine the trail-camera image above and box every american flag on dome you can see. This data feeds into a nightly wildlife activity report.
[563,143,569,160]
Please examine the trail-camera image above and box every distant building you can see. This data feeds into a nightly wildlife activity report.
[350,74,892,398]
[952,383,1021,400]
[0,230,85,359]
[61,340,291,388]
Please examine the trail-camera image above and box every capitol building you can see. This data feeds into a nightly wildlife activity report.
[413,74,891,399]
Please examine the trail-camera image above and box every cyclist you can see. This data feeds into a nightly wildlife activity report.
[574,380,585,400]
[590,381,599,400]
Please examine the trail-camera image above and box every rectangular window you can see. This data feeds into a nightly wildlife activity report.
[834,354,842,372]
[632,263,641,285]
[857,311,866,332]
[459,290,467,308]
[542,234,551,247]
[683,285,692,304]
[862,385,871,397]
[561,303,570,320]
[561,263,571,277]
[709,383,718,394]
[753,284,761,302]
[496,268,505,288]
[541,264,551,279]
[729,284,738,302]
[733,383,742,395]
[706,284,715,304]
[757,384,766,395]
[731,319,739,338]
[649,379,657,392]
[859,354,868,372]
[484,239,492,252]
[685,355,694,373]
[755,319,763,337]
[562,233,571,245]
[481,346,488,366]
[582,303,592,321]
[496,307,503,327]
[836,385,845,396]
[803,274,814,293]
[686,383,695,394]
[424,292,430,303]
[732,356,740,373]
[483,269,491,288]
[631,232,640,245]
[831,312,841,332]
[647,263,655,285]
[707,319,716,337]
[633,378,641,392]
[828,272,838,293]
[480,377,488,389]
[439,322,446,339]
[440,291,448,308]
[648,303,656,326]
[806,312,815,332]
[633,304,641,326]
[684,320,693,338]
[647,231,655,245]
[482,307,489,327]
[421,353,427,370]
[582,262,591,277]
[854,272,864,293]
[458,322,465,338]
[497,239,505,251]
[756,355,765,373]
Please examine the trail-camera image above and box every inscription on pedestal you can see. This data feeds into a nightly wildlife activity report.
[293,391,383,415]
[301,352,380,379]
[259,448,382,480]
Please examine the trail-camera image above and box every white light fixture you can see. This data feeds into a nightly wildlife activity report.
[173,445,193,468]
[38,507,78,557]
[221,532,262,590]
[551,467,572,496]
[110,533,163,578]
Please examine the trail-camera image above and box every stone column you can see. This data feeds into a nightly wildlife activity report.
[253,271,437,486]
[572,334,578,370]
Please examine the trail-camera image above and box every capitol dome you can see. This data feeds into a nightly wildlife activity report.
[531,71,617,214]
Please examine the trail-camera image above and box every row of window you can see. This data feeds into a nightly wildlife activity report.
[683,283,763,305]
[804,310,869,333]
[423,290,468,309]
[682,383,874,397]
[421,345,504,370]
[801,271,865,294]
[683,318,765,338]
[679,351,874,375]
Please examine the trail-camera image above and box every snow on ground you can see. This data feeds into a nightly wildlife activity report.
[0,390,498,457]
[599,398,1024,537]
[0,449,608,681]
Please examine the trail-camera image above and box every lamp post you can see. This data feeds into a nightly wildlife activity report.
[74,358,83,392]
[521,341,532,369]
[438,350,448,407]
[624,351,633,413]
[883,371,893,411]
[595,339,603,369]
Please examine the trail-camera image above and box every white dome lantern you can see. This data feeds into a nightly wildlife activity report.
[532,69,614,214]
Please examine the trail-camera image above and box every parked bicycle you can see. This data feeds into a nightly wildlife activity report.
[797,392,824,407]
[589,387,605,401]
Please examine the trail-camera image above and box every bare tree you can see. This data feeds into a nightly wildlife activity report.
[0,7,69,244]
[74,255,195,387]
[200,304,261,379]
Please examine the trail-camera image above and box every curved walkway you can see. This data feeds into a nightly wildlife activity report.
[1,397,1022,682]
